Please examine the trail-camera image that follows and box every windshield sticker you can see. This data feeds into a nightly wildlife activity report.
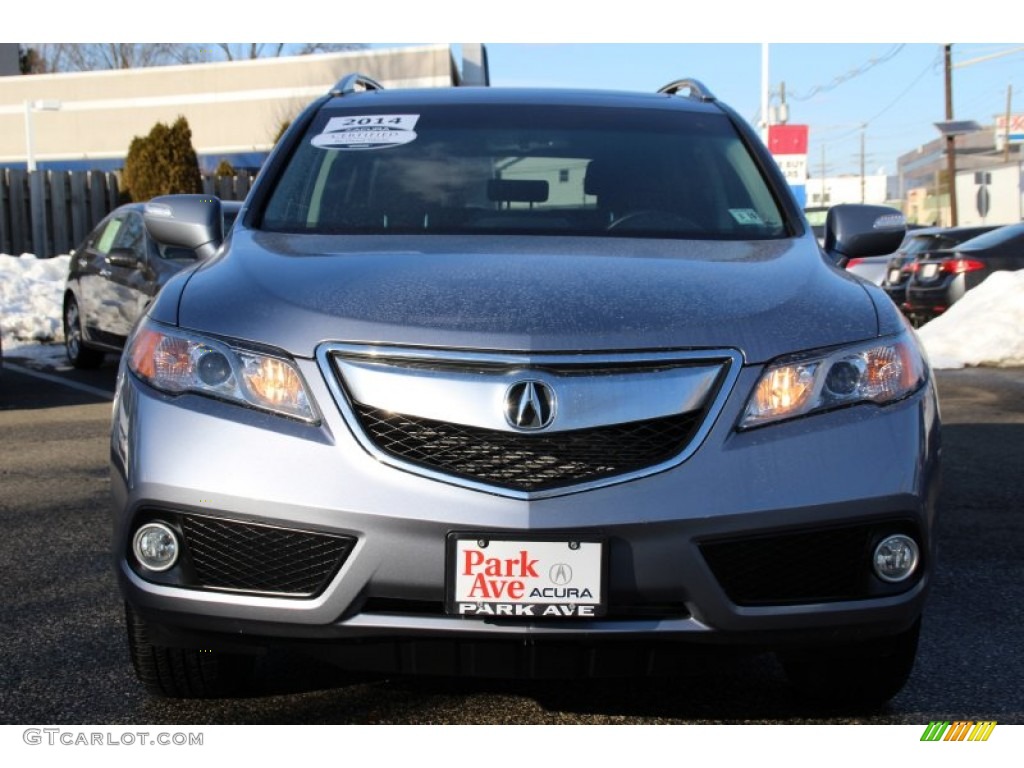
[312,114,420,151]
[729,208,764,225]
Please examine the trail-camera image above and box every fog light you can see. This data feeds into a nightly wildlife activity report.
[873,535,919,583]
[133,523,179,572]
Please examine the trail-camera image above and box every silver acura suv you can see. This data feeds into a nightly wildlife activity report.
[113,75,939,706]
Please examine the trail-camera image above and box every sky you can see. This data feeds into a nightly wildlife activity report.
[15,3,1024,179]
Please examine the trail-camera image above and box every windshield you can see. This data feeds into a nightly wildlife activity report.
[261,103,787,240]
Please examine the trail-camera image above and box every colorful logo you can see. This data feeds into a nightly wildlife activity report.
[920,721,997,742]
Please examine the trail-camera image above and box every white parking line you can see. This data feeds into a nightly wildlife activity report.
[4,362,115,401]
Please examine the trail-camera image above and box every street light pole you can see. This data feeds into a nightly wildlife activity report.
[860,125,866,204]
[761,43,770,143]
[23,99,62,173]
[944,44,958,226]
[23,101,37,173]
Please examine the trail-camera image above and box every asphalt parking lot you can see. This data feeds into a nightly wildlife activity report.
[0,353,1022,724]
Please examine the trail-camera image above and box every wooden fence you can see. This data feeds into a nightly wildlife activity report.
[202,173,257,202]
[0,170,256,258]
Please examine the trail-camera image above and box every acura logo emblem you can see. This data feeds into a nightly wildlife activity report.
[549,563,573,585]
[505,380,556,430]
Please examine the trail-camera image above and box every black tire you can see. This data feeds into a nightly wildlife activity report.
[125,603,254,698]
[778,619,921,708]
[63,297,104,369]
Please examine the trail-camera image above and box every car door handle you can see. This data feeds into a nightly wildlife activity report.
[99,269,112,278]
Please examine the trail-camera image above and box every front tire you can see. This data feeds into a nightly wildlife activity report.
[125,603,254,698]
[778,619,921,708]
[63,297,104,369]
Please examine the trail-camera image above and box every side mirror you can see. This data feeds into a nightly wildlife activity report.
[143,195,224,261]
[107,247,141,268]
[823,204,906,266]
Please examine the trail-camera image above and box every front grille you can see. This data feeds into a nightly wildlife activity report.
[180,515,355,597]
[353,404,702,492]
[700,523,919,606]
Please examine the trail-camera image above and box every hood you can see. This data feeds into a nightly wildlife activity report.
[175,231,878,364]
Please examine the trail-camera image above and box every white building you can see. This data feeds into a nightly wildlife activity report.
[803,174,895,208]
[954,162,1024,226]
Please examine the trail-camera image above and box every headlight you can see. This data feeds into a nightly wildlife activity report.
[127,319,317,422]
[740,332,926,429]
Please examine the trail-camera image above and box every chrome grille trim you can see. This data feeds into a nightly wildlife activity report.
[316,344,744,499]
[334,356,723,433]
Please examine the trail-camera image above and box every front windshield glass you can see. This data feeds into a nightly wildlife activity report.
[261,103,787,240]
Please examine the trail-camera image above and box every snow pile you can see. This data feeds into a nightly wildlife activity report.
[1,253,71,345]
[917,270,1024,369]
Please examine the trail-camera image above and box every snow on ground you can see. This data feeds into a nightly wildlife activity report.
[916,269,1024,369]
[2,253,1023,369]
[1,253,71,348]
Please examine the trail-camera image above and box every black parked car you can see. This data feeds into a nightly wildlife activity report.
[880,225,996,312]
[63,201,240,367]
[905,222,1024,324]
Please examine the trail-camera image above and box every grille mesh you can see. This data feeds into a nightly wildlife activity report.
[353,404,701,491]
[180,515,355,597]
[700,525,882,606]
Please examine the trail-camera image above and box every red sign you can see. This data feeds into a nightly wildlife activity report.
[768,124,809,155]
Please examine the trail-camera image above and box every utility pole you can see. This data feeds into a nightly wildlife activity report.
[778,81,788,124]
[761,44,770,143]
[820,144,828,205]
[1005,84,1013,164]
[860,126,867,204]
[944,44,958,226]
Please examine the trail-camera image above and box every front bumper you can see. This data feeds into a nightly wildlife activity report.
[112,357,940,655]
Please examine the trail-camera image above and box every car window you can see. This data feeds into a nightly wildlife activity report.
[112,212,146,262]
[261,104,787,240]
[94,216,124,254]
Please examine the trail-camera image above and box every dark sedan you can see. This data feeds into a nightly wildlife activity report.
[880,225,997,313]
[905,222,1024,323]
[63,201,240,367]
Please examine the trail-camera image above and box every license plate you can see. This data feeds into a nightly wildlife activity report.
[920,263,939,279]
[447,535,605,618]
[888,268,902,284]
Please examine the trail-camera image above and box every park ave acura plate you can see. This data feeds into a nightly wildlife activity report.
[447,535,606,618]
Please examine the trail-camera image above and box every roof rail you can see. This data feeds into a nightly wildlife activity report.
[657,79,716,103]
[329,73,386,97]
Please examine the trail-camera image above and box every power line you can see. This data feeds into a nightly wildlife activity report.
[861,51,941,126]
[810,51,941,156]
[790,45,906,101]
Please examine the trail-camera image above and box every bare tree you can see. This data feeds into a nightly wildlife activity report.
[216,43,366,61]
[31,43,200,72]
[295,43,368,55]
[216,43,286,61]
[25,42,369,72]
[19,46,47,74]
